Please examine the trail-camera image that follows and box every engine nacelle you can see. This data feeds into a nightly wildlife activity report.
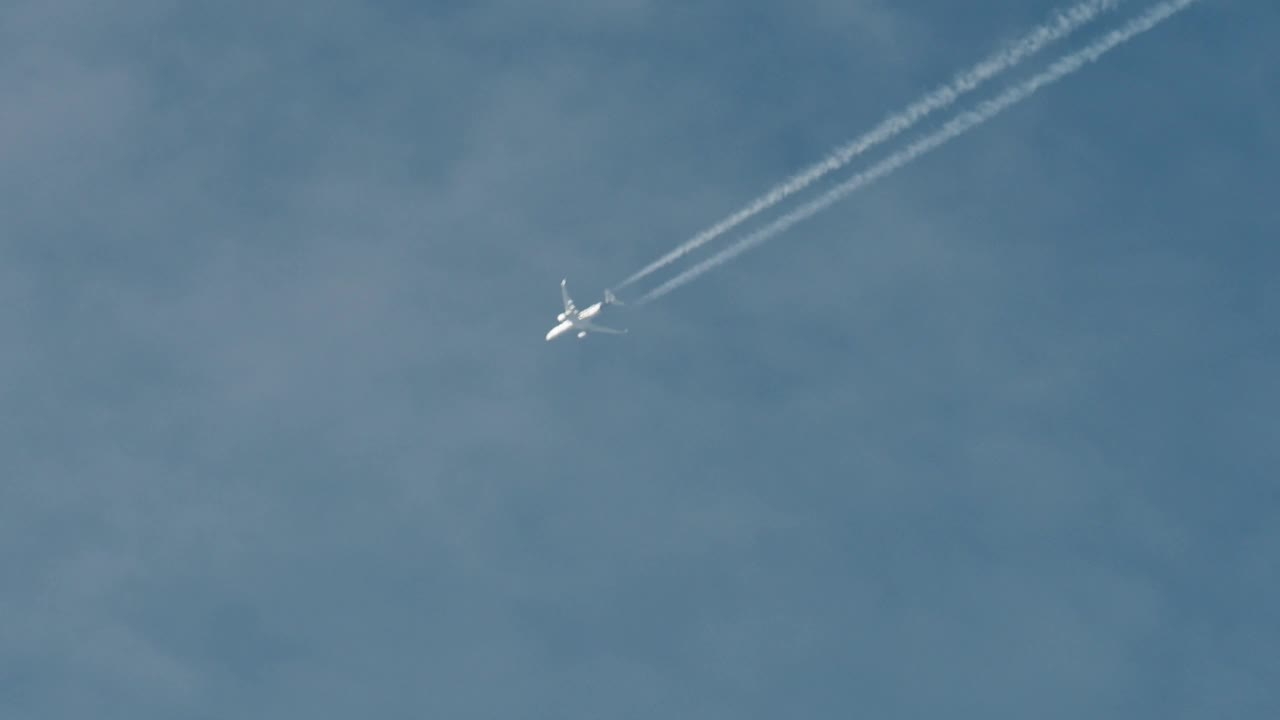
[577,331,588,339]
[557,312,566,322]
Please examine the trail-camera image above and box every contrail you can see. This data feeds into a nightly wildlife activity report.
[615,0,1124,291]
[636,0,1197,305]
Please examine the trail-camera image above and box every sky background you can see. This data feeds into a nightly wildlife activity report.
[2,0,1277,717]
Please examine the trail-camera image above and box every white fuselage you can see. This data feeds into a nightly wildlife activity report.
[545,301,602,341]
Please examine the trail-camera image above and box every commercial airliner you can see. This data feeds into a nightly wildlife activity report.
[545,279,626,341]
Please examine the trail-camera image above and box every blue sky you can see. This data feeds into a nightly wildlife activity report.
[3,1,1277,717]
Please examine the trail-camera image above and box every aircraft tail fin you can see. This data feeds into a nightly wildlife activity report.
[604,288,623,306]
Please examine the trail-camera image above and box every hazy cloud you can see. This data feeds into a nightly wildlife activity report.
[2,1,1277,718]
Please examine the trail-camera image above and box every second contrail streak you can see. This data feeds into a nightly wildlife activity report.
[636,0,1197,305]
[615,0,1123,291]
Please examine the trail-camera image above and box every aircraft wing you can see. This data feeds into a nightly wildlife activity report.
[560,279,576,313]
[578,320,627,335]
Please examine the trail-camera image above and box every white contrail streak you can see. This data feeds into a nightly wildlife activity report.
[636,0,1197,305]
[615,0,1124,291]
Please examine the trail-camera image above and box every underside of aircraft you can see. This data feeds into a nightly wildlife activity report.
[546,280,626,341]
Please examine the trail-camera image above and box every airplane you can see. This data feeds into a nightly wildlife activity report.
[545,279,627,341]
